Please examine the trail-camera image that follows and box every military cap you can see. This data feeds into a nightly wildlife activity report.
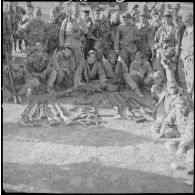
[26,3,34,9]
[34,8,42,16]
[163,10,172,17]
[132,4,139,10]
[35,42,44,51]
[174,3,181,10]
[182,12,193,22]
[81,7,90,13]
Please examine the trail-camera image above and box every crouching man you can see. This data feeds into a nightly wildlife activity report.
[102,50,144,97]
[26,42,57,94]
[3,56,39,102]
[129,51,153,96]
[74,50,107,92]
[52,44,75,89]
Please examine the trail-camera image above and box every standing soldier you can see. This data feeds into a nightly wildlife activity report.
[45,8,60,56]
[59,3,88,70]
[114,12,140,69]
[136,11,152,61]
[18,3,34,52]
[180,12,194,99]
[153,10,180,82]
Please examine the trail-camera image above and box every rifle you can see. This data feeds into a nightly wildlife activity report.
[6,52,18,104]
[56,80,101,98]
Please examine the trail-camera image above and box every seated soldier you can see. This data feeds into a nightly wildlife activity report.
[3,56,39,102]
[129,51,153,92]
[26,42,57,94]
[151,71,166,104]
[52,44,75,90]
[103,50,144,97]
[74,50,107,92]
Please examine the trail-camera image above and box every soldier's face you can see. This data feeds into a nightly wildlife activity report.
[62,48,72,58]
[108,54,117,65]
[164,16,172,24]
[184,18,193,27]
[123,17,132,25]
[140,16,147,23]
[26,7,33,15]
[168,85,177,95]
[88,54,96,64]
[176,104,187,117]
[153,77,163,85]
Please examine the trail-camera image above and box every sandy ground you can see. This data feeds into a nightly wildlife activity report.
[2,2,194,193]
[3,90,193,193]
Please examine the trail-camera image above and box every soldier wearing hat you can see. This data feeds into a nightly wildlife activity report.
[136,11,152,60]
[45,8,61,56]
[59,3,88,70]
[153,9,180,83]
[114,11,140,70]
[180,12,194,97]
[74,50,107,92]
[52,43,75,89]
[26,42,57,93]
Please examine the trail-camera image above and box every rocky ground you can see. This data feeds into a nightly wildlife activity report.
[3,2,194,193]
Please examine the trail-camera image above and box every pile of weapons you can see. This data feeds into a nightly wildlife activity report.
[18,95,102,127]
[102,92,154,123]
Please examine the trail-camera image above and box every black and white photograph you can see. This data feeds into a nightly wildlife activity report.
[2,1,194,193]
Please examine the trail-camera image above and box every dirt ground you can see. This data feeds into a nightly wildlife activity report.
[2,2,194,193]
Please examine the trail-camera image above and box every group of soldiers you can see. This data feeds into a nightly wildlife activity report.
[3,2,194,168]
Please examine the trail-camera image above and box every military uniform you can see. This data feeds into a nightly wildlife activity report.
[45,9,60,56]
[59,14,88,70]
[74,52,107,89]
[129,53,153,88]
[52,46,75,88]
[26,44,57,90]
[114,13,140,68]
[180,12,194,95]
[153,10,180,82]
[3,11,12,60]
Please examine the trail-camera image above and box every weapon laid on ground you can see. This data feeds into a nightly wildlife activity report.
[6,52,19,104]
[56,80,101,98]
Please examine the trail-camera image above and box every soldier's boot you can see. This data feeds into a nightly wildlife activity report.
[134,87,144,98]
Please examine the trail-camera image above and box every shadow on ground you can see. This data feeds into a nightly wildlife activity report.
[3,122,154,147]
[3,161,192,193]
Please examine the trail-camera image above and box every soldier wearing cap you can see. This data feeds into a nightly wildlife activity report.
[28,8,46,47]
[153,9,180,83]
[18,3,34,48]
[114,12,140,69]
[74,50,107,91]
[52,44,75,89]
[45,8,61,56]
[26,42,57,93]
[180,12,194,97]
[136,11,152,60]
[102,50,143,95]
[59,3,88,70]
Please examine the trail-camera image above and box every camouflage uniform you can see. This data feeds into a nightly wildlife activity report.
[88,16,112,61]
[180,12,194,95]
[59,10,88,70]
[114,13,140,68]
[26,44,57,89]
[3,11,12,60]
[45,10,60,56]
[153,11,180,82]
[52,47,75,88]
[129,52,153,88]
